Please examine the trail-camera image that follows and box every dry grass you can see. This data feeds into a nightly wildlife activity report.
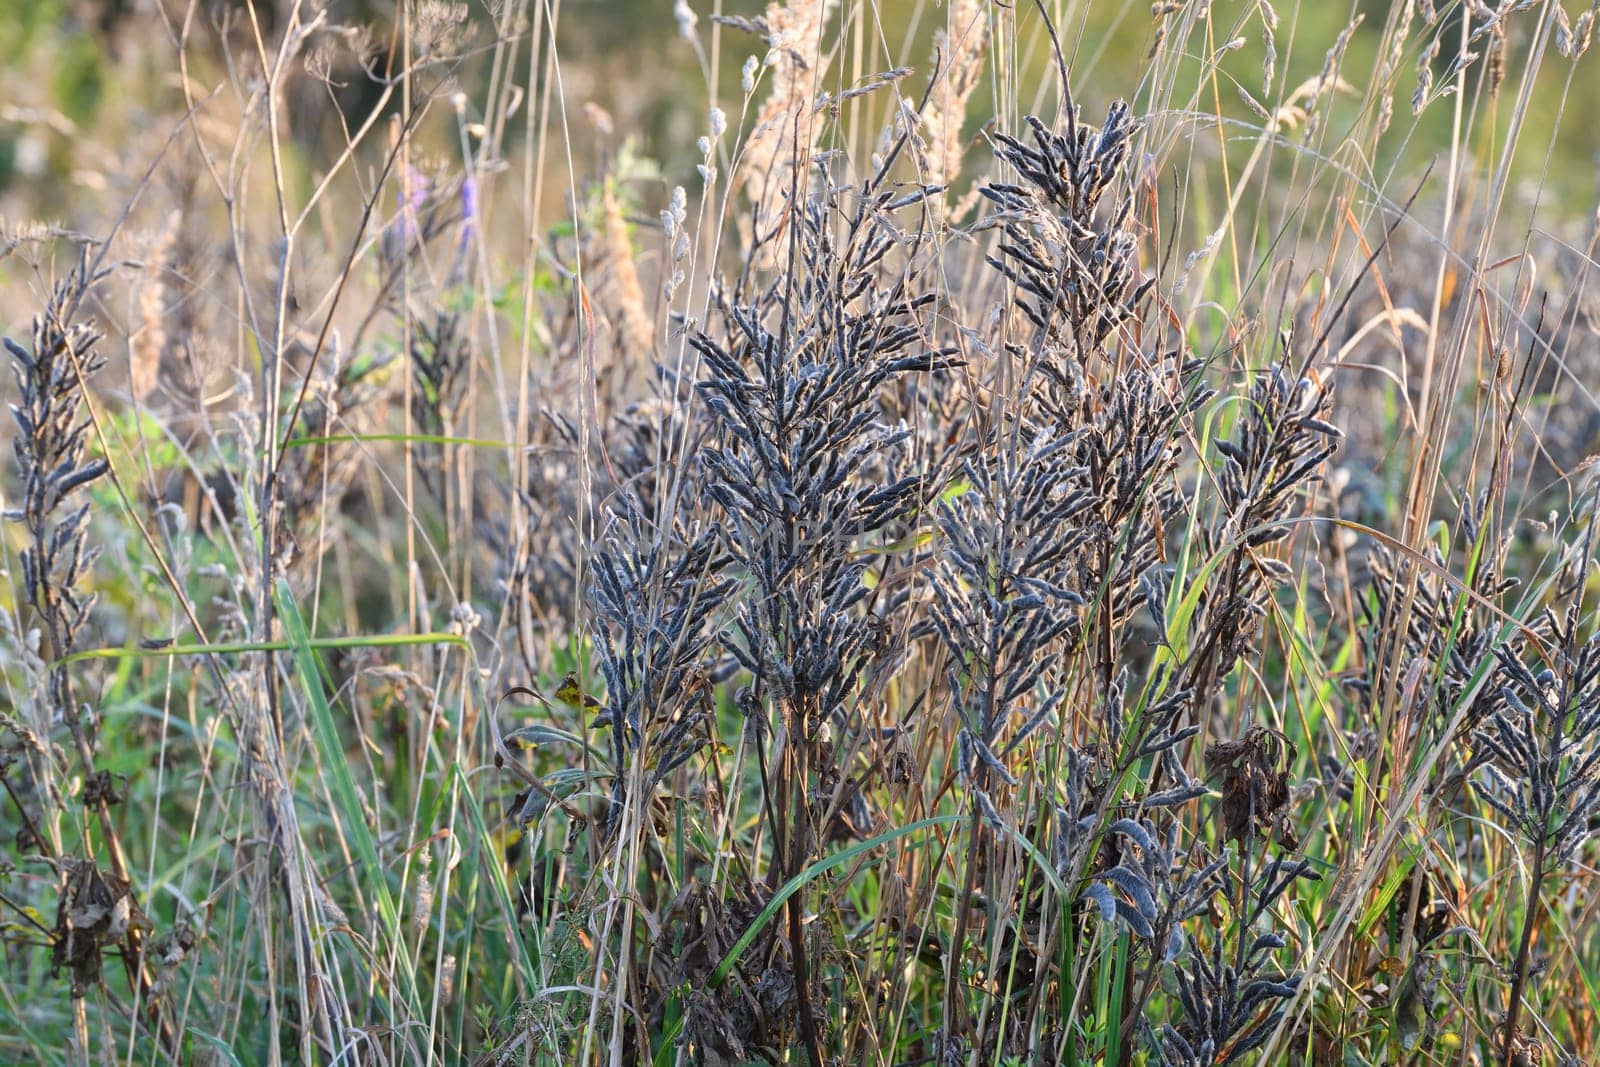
[2,1,1599,1065]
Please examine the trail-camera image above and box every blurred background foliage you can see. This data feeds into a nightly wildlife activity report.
[2,3,1599,1062]
[4,0,1599,232]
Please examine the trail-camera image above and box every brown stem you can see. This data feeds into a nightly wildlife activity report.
[1500,838,1546,1067]
[943,791,985,1047]
[0,774,51,859]
[789,884,824,1067]
[788,720,824,1067]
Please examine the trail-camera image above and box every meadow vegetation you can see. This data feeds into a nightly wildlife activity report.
[2,1,1599,1064]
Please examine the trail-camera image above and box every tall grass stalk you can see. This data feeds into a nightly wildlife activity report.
[2,1,1599,1064]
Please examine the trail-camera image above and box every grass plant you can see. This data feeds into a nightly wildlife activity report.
[2,1,1599,1064]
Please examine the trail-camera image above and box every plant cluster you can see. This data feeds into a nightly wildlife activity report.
[2,2,1599,1065]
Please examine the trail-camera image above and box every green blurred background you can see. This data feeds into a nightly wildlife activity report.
[2,0,1597,238]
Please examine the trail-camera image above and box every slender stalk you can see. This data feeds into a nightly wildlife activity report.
[787,720,824,1067]
[1500,838,1546,1067]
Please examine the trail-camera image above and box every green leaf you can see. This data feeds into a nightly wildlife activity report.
[275,579,424,1024]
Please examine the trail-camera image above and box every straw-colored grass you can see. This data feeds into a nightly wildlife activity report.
[2,2,1598,1065]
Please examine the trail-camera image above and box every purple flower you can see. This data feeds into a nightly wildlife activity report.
[460,174,478,244]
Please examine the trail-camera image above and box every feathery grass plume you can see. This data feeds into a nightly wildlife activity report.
[129,212,177,404]
[736,0,838,251]
[601,179,656,361]
[1561,1,1600,59]
[3,217,86,261]
[2,254,175,1052]
[919,0,990,198]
